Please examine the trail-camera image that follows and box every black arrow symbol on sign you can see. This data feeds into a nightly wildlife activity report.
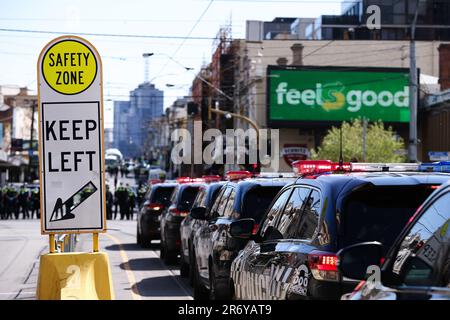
[50,181,98,222]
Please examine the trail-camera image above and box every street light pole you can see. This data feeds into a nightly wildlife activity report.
[28,102,36,182]
[409,0,420,163]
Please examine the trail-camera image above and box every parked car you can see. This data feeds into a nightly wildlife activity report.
[160,180,204,264]
[192,173,292,299]
[136,182,177,248]
[339,178,450,300]
[180,181,226,282]
[228,161,450,300]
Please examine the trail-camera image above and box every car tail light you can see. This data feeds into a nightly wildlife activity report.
[252,223,259,235]
[145,203,163,211]
[170,207,189,217]
[308,251,338,281]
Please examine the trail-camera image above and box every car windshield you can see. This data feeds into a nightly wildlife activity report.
[178,186,201,211]
[151,186,175,205]
[340,185,438,250]
[241,186,283,222]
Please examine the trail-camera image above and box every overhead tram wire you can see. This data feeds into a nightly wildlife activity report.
[152,0,215,80]
[0,28,216,40]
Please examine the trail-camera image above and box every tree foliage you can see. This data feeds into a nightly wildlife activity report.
[310,119,406,163]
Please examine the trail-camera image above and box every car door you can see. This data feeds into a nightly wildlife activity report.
[263,186,319,300]
[378,189,450,299]
[232,188,293,299]
[181,187,206,261]
[197,186,231,281]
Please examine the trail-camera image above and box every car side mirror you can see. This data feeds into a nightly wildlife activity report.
[190,206,207,220]
[337,242,383,281]
[230,218,255,240]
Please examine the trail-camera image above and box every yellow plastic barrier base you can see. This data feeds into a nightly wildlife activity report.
[36,252,115,300]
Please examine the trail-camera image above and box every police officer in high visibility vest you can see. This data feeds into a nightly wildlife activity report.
[106,184,113,220]
[18,184,30,219]
[30,187,40,219]
[126,184,135,220]
[136,183,146,210]
[114,183,129,220]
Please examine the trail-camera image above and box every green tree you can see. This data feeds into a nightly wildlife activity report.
[310,119,406,163]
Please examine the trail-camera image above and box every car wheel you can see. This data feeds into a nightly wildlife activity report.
[193,255,209,300]
[180,257,189,278]
[136,225,142,245]
[188,248,195,286]
[160,238,166,260]
[209,262,228,300]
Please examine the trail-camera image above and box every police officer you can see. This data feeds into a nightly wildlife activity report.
[30,187,40,219]
[136,183,146,210]
[5,185,18,219]
[0,186,5,220]
[18,184,30,219]
[114,183,129,220]
[106,184,113,220]
[126,184,135,220]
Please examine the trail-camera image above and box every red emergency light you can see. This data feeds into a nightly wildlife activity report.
[225,170,252,181]
[201,175,222,183]
[292,160,350,176]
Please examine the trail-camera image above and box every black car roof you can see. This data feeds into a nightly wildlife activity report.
[222,178,292,215]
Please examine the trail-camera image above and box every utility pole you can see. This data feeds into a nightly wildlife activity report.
[408,0,420,163]
[28,102,36,182]
[362,117,367,162]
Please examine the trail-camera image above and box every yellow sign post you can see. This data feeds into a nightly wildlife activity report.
[36,35,114,300]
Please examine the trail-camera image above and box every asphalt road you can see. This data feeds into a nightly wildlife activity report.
[0,218,193,300]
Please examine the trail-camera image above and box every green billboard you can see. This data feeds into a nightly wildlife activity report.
[267,66,412,126]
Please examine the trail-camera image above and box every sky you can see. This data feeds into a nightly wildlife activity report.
[0,0,345,127]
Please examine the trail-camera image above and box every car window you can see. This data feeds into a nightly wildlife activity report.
[340,185,437,250]
[178,186,201,211]
[392,191,450,287]
[297,189,321,240]
[260,188,292,240]
[170,185,179,203]
[239,186,284,221]
[192,187,207,208]
[223,188,236,218]
[216,187,232,217]
[151,186,175,204]
[209,186,226,218]
[278,187,312,239]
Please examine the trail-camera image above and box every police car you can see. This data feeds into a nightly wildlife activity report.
[339,162,450,300]
[191,171,293,300]
[136,182,177,248]
[160,178,205,264]
[229,161,450,300]
[179,178,225,282]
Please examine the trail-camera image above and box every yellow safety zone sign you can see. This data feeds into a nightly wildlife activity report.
[41,39,97,95]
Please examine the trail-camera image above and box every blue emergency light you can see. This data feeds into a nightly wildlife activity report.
[418,161,450,173]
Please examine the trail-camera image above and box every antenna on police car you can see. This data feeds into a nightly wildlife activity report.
[338,124,344,168]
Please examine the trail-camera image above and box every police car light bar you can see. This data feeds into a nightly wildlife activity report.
[201,175,222,183]
[351,163,419,172]
[418,161,450,173]
[257,172,297,178]
[292,160,350,175]
[225,171,252,181]
[176,177,205,184]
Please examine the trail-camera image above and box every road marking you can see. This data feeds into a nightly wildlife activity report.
[149,249,193,299]
[105,233,142,300]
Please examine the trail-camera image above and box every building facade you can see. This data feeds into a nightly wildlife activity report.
[307,0,450,41]
[113,82,164,159]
